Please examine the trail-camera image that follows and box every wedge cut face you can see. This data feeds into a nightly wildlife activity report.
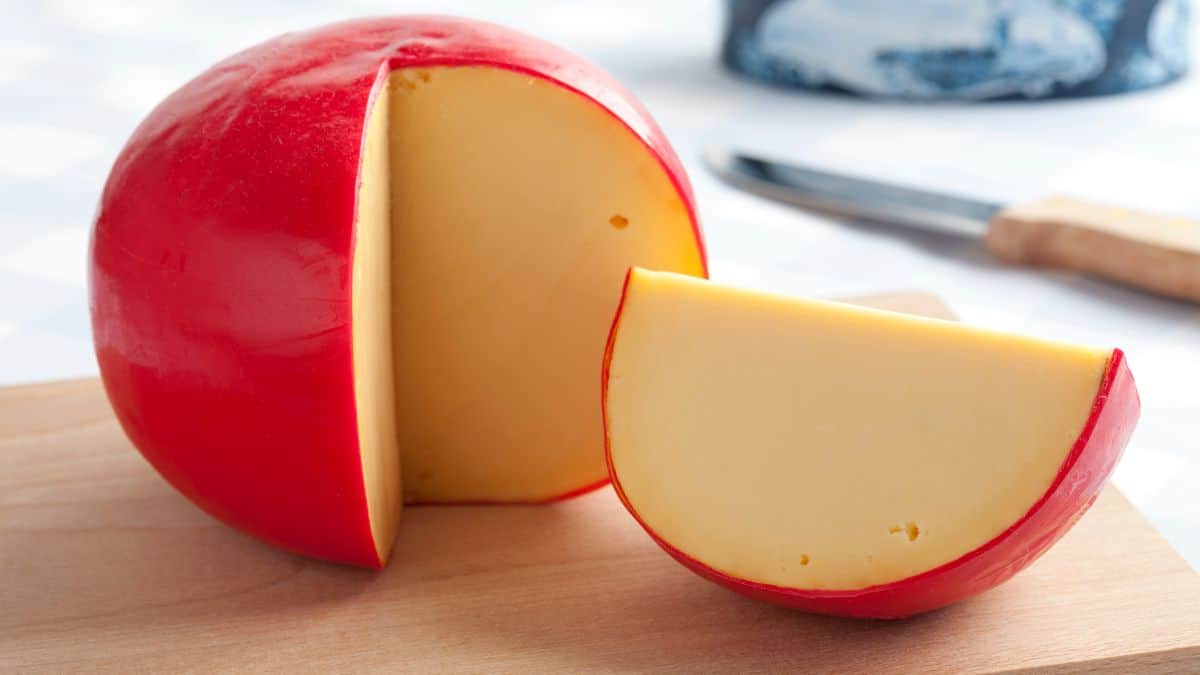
[603,269,1139,617]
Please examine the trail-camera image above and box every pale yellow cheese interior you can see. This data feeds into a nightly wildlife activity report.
[606,269,1109,591]
[352,83,402,563]
[351,66,705,554]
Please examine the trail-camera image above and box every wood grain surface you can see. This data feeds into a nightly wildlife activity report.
[987,195,1200,303]
[3,293,1198,674]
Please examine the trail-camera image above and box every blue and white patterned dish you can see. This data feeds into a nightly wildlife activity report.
[724,0,1190,99]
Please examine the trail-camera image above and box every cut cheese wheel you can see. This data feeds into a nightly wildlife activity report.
[91,17,706,568]
[603,269,1138,617]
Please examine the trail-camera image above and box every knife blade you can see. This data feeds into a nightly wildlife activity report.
[702,147,999,239]
[702,147,1200,303]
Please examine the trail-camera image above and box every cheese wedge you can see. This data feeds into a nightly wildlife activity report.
[604,268,1136,615]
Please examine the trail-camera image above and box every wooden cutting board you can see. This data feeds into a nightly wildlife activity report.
[3,293,1198,674]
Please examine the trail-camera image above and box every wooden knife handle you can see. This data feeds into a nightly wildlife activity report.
[986,196,1200,303]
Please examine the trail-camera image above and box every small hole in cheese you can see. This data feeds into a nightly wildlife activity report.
[417,70,431,83]
[799,554,810,566]
[609,214,629,229]
[889,522,921,541]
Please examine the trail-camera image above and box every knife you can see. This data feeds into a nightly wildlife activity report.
[703,147,1200,303]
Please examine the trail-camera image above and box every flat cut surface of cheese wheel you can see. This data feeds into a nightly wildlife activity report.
[353,67,705,507]
[351,80,402,562]
[605,269,1111,591]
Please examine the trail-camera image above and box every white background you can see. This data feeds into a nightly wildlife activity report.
[1,0,1197,570]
